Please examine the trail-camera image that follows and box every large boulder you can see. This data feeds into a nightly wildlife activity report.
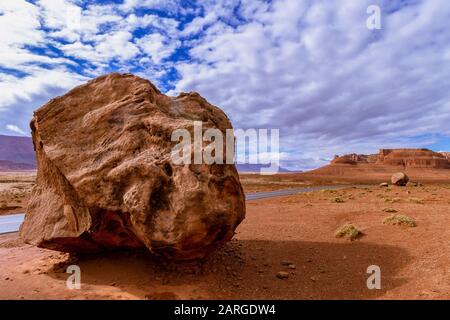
[19,73,245,260]
[391,172,409,186]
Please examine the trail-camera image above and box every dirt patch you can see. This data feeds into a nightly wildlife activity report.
[1,184,449,299]
[0,171,35,216]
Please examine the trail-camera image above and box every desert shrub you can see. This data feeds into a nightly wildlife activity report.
[330,197,345,203]
[408,197,424,204]
[335,224,362,240]
[383,214,416,227]
[385,197,401,204]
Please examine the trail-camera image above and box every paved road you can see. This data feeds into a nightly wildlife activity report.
[245,185,350,201]
[0,213,25,234]
[0,185,355,234]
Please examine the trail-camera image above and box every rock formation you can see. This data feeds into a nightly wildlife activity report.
[19,73,245,260]
[377,149,448,168]
[332,148,449,169]
[440,152,450,161]
[332,153,377,165]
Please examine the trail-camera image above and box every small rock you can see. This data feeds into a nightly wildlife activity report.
[310,277,317,282]
[280,260,294,266]
[288,264,296,270]
[379,183,389,187]
[276,271,289,279]
[391,172,409,186]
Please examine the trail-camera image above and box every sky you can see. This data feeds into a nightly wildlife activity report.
[0,0,449,170]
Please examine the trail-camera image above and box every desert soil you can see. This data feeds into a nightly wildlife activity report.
[0,171,35,216]
[1,183,449,300]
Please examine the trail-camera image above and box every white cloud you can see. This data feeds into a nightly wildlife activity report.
[137,33,180,64]
[170,0,450,170]
[0,68,87,110]
[1,0,449,170]
[0,0,43,46]
[5,124,26,136]
[120,0,181,14]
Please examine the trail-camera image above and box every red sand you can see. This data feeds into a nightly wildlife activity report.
[1,184,449,300]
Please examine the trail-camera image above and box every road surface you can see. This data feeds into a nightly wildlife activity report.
[245,185,350,201]
[0,185,355,234]
[0,213,25,234]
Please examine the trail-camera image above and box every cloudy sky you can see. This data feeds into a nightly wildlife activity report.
[0,0,449,170]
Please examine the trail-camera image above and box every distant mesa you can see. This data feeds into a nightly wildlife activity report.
[301,148,450,184]
[331,148,449,169]
[441,152,450,161]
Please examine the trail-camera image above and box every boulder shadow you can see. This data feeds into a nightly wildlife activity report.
[45,239,412,300]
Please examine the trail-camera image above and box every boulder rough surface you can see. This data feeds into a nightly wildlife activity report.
[19,73,245,260]
[391,172,409,186]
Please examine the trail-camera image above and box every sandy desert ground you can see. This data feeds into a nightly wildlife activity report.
[0,175,449,300]
[0,171,35,216]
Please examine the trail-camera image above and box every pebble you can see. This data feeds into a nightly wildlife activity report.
[280,260,294,266]
[288,264,296,270]
[276,271,289,279]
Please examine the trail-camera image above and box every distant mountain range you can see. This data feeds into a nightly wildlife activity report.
[0,135,301,173]
[0,135,36,171]
[235,163,299,173]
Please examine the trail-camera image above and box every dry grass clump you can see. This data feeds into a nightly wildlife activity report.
[384,197,401,204]
[335,224,362,240]
[383,214,416,227]
[408,197,424,204]
[330,197,345,203]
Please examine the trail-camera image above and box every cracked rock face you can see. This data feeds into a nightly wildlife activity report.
[19,73,245,260]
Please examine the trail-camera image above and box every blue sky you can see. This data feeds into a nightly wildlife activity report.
[0,0,449,170]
